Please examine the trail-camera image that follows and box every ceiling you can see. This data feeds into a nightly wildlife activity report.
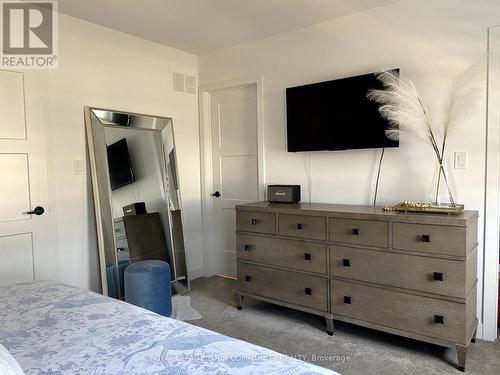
[57,0,400,54]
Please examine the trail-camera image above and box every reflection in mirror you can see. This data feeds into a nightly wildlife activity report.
[85,107,189,301]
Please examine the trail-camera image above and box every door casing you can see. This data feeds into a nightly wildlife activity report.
[481,25,500,341]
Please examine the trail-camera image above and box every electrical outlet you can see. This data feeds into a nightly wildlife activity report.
[74,160,84,175]
[454,152,467,170]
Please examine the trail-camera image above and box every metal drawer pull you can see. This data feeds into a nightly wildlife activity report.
[117,247,125,252]
[304,253,311,261]
[344,296,352,304]
[342,258,351,267]
[434,314,444,324]
[433,272,444,281]
[251,219,257,225]
[244,245,252,251]
[305,287,312,295]
[352,228,359,236]
[245,275,251,282]
[297,223,303,230]
[421,234,431,242]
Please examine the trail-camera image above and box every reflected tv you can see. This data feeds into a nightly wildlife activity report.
[107,138,135,190]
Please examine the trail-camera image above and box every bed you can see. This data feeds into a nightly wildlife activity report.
[0,280,337,374]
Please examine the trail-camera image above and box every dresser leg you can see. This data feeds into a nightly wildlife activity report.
[471,327,477,344]
[456,344,468,372]
[326,317,334,336]
[237,292,243,310]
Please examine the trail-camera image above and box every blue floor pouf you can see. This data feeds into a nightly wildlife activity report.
[124,260,172,317]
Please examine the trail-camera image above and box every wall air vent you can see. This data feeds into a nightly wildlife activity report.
[172,72,185,93]
[172,72,197,95]
[185,75,197,95]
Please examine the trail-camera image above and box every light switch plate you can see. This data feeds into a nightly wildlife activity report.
[74,160,84,175]
[454,152,467,169]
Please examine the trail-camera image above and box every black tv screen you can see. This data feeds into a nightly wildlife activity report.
[107,138,135,190]
[286,71,399,152]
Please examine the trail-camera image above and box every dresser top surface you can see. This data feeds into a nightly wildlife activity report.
[236,201,478,226]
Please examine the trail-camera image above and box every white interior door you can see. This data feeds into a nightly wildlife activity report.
[211,84,259,277]
[0,69,56,286]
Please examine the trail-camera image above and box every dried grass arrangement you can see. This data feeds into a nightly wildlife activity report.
[367,65,484,206]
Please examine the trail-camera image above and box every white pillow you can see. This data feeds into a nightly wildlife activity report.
[0,344,24,375]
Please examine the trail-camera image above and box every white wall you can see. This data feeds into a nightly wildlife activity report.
[199,0,500,338]
[45,14,202,291]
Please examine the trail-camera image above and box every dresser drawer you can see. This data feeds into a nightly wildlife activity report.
[278,214,326,240]
[331,280,471,344]
[331,246,472,298]
[237,234,327,274]
[116,237,130,262]
[393,223,466,257]
[114,220,126,239]
[238,262,328,311]
[236,211,276,235]
[330,218,388,248]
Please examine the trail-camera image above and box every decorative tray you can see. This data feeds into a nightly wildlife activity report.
[384,201,464,215]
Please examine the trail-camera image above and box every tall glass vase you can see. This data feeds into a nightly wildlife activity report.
[429,158,457,206]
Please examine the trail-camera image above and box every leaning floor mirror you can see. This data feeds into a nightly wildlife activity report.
[85,107,189,300]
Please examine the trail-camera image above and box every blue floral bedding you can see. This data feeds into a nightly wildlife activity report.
[0,281,336,374]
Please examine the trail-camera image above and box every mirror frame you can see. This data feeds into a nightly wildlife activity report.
[84,106,190,295]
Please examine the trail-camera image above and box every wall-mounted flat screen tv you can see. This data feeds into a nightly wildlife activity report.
[286,70,399,152]
[107,138,135,190]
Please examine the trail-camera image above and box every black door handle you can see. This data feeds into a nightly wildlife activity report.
[26,206,45,216]
[212,191,221,197]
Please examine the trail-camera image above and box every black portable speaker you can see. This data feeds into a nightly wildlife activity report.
[267,185,301,203]
[122,202,147,216]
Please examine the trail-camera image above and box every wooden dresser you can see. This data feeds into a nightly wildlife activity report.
[235,202,478,371]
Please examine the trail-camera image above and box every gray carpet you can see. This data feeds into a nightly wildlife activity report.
[188,276,500,375]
